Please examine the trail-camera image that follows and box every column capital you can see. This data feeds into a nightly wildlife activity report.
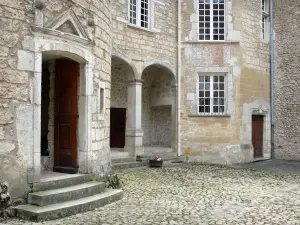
[128,79,143,85]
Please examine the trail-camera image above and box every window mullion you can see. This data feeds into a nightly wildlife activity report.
[137,0,141,27]
[210,76,213,114]
[210,0,213,41]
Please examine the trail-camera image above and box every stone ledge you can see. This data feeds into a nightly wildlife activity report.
[182,41,240,44]
[188,114,231,118]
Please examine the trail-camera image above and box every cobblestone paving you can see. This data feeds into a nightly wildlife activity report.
[4,164,300,224]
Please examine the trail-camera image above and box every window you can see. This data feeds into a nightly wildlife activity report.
[98,82,106,120]
[198,0,225,41]
[198,75,226,115]
[129,0,150,29]
[261,0,270,40]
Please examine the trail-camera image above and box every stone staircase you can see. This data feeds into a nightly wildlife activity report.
[14,173,123,221]
[112,157,148,170]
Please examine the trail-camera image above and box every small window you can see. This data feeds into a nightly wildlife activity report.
[198,75,226,115]
[261,0,270,41]
[100,87,104,116]
[129,0,150,29]
[198,0,225,41]
[98,82,106,120]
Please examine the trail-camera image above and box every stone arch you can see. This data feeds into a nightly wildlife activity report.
[112,53,139,80]
[141,60,177,82]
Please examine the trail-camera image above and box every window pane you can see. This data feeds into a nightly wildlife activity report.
[205,91,210,97]
[199,106,205,113]
[199,83,204,90]
[199,76,204,82]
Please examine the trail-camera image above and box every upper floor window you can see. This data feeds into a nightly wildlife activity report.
[129,0,150,29]
[198,75,227,115]
[261,0,270,41]
[198,0,225,41]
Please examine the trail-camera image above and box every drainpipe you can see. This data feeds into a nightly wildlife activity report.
[269,0,275,158]
[177,0,181,157]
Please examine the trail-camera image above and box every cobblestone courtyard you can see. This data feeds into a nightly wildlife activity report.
[4,163,300,225]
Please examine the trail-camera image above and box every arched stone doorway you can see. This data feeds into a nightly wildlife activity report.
[141,63,176,155]
[111,55,143,158]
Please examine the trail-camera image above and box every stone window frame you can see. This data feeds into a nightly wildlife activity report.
[98,81,106,121]
[188,69,234,117]
[198,74,227,115]
[128,0,152,29]
[186,0,240,42]
[261,0,270,42]
[198,0,226,41]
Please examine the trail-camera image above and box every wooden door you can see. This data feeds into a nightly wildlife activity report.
[54,60,79,174]
[110,108,126,148]
[252,115,264,158]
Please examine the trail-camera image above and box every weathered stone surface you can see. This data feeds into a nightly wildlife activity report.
[0,83,27,101]
[0,111,13,125]
[274,0,300,160]
[0,141,15,154]
[0,69,28,84]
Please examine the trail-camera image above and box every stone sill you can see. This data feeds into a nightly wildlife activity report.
[127,24,159,34]
[188,114,231,118]
[182,41,240,44]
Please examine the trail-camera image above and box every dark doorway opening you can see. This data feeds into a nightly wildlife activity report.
[41,62,50,156]
[110,108,126,148]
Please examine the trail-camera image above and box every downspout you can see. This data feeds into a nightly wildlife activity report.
[269,0,275,158]
[177,0,181,157]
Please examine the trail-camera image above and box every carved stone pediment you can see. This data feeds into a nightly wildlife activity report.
[44,9,90,40]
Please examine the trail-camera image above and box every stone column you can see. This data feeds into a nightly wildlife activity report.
[125,79,144,156]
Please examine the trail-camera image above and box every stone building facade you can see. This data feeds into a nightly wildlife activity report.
[273,0,300,160]
[0,0,273,199]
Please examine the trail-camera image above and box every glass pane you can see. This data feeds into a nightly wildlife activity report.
[205,98,210,105]
[205,76,210,82]
[199,98,205,105]
[199,83,204,90]
[220,76,224,82]
[213,106,219,113]
[205,106,210,113]
[199,91,204,97]
[205,83,210,90]
[213,83,219,90]
[220,91,224,97]
[220,83,224,90]
[199,76,204,82]
[199,106,205,112]
[205,91,210,97]
[214,91,218,97]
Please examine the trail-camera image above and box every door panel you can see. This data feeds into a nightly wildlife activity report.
[252,115,264,158]
[54,60,79,173]
[110,108,126,148]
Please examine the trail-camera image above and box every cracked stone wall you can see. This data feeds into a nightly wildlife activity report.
[180,0,270,164]
[274,0,300,160]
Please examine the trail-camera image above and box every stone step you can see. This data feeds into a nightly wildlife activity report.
[28,181,105,206]
[14,189,123,222]
[111,157,136,164]
[113,161,148,170]
[32,174,91,192]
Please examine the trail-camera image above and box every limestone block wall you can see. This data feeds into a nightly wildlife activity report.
[111,0,178,74]
[180,0,271,164]
[111,65,128,109]
[0,0,34,199]
[273,0,300,160]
